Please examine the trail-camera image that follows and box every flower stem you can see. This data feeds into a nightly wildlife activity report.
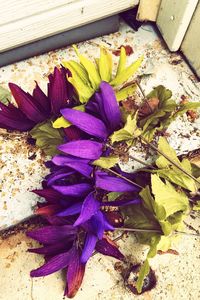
[116,227,200,237]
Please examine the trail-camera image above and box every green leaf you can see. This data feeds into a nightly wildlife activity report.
[139,86,177,141]
[135,259,150,293]
[147,85,172,103]
[111,113,141,144]
[73,45,101,90]
[30,120,64,156]
[99,47,112,82]
[93,156,119,168]
[107,192,123,201]
[139,185,155,213]
[121,204,160,230]
[191,163,200,178]
[116,84,137,102]
[116,47,126,76]
[53,105,85,129]
[0,86,11,105]
[151,174,189,220]
[110,56,143,87]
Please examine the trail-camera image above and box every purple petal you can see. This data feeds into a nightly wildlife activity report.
[46,169,75,186]
[101,198,141,206]
[52,155,93,178]
[32,188,63,203]
[45,216,70,226]
[81,233,97,263]
[74,192,100,226]
[52,183,92,197]
[9,83,47,123]
[61,108,108,139]
[48,67,70,115]
[64,126,82,141]
[95,237,124,260]
[57,202,82,217]
[58,140,103,159]
[32,82,51,115]
[30,250,72,277]
[35,204,61,216]
[95,171,140,192]
[90,211,112,239]
[102,213,115,231]
[27,225,77,245]
[0,102,35,131]
[28,241,70,255]
[95,82,121,132]
[65,248,85,298]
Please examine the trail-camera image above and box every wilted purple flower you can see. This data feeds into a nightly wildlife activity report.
[27,215,124,297]
[0,66,73,131]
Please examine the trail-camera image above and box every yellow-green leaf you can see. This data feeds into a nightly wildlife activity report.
[53,105,85,129]
[73,45,101,90]
[154,137,197,192]
[93,156,119,169]
[111,113,141,144]
[116,46,126,76]
[116,83,137,101]
[156,137,180,168]
[110,55,143,87]
[99,47,112,82]
[107,192,123,201]
[151,174,189,220]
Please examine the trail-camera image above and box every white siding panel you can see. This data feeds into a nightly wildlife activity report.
[181,2,200,77]
[156,0,198,51]
[0,0,138,52]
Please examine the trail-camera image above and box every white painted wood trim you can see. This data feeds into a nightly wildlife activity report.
[181,2,200,77]
[137,0,161,22]
[0,0,139,53]
[156,0,198,51]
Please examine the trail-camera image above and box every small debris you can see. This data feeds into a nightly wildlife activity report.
[112,45,133,56]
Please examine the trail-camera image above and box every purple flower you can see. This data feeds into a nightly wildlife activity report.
[28,217,124,297]
[0,66,72,131]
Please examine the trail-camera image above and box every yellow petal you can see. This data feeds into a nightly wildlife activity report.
[111,55,144,87]
[116,47,126,76]
[99,47,112,82]
[73,45,101,90]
